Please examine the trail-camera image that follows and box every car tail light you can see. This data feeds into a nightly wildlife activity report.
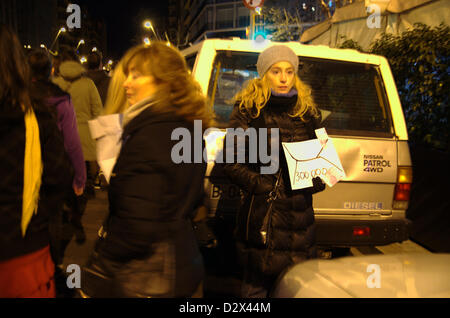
[394,183,411,201]
[353,226,370,237]
[393,166,413,209]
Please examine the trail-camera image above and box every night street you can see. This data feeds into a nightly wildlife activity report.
[1,0,448,300]
[61,187,434,298]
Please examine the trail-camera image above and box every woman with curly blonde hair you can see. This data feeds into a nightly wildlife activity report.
[223,44,326,297]
[82,42,210,298]
[234,62,318,121]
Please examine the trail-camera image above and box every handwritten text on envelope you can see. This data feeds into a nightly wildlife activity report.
[282,128,346,190]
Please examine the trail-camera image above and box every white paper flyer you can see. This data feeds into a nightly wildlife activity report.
[88,114,123,183]
[282,128,346,190]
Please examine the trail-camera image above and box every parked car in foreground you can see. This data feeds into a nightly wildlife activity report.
[272,253,450,298]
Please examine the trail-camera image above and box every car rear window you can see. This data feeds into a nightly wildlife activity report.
[185,53,198,71]
[207,50,394,137]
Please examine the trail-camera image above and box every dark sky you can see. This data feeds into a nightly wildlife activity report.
[76,0,168,59]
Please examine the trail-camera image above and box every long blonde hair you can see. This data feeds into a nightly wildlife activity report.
[102,46,144,115]
[122,42,213,127]
[234,73,319,122]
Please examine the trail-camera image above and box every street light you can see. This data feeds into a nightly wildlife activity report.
[143,20,160,40]
[143,37,151,46]
[143,20,152,29]
[164,32,172,45]
[50,27,67,51]
[92,47,98,52]
[76,39,85,50]
[105,60,114,72]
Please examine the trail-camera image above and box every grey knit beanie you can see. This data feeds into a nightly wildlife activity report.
[256,45,299,77]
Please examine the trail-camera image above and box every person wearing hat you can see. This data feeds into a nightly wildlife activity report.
[223,44,326,297]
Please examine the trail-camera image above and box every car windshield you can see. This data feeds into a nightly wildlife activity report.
[207,50,394,137]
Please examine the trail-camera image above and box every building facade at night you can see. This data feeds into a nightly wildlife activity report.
[0,0,107,60]
[0,0,60,49]
[168,0,329,47]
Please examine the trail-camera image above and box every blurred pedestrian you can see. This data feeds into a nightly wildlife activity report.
[81,42,212,298]
[223,45,326,297]
[86,51,110,106]
[0,25,71,298]
[27,49,87,295]
[51,53,62,77]
[28,49,86,202]
[102,57,131,115]
[88,47,141,188]
[53,47,103,243]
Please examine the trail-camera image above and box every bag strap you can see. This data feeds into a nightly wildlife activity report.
[261,167,283,246]
[267,167,282,203]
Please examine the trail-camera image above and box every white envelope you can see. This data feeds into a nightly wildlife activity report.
[88,114,123,183]
[282,128,346,190]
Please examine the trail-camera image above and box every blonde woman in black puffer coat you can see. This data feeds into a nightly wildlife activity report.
[224,45,326,298]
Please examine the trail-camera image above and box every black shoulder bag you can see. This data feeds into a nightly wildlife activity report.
[259,167,283,246]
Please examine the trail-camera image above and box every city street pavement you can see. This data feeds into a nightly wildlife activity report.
[62,189,108,271]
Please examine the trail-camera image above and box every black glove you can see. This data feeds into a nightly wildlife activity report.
[309,176,326,194]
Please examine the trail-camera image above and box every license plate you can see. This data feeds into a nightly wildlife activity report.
[209,183,242,200]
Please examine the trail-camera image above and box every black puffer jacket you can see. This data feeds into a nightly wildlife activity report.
[85,107,206,298]
[223,94,324,282]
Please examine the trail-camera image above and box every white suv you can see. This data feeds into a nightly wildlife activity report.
[182,38,412,249]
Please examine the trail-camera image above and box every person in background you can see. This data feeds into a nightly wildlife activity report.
[0,24,71,298]
[51,53,62,77]
[52,47,102,243]
[223,45,326,297]
[81,42,212,298]
[89,47,142,189]
[27,48,86,296]
[86,51,110,107]
[28,49,86,204]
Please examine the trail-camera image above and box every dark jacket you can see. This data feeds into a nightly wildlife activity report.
[85,107,206,298]
[31,80,86,190]
[223,94,324,282]
[85,69,110,106]
[0,102,71,261]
